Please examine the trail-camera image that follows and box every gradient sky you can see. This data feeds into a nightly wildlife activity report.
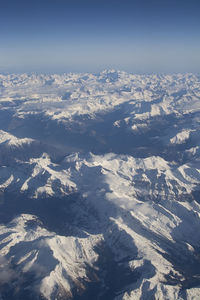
[0,0,200,73]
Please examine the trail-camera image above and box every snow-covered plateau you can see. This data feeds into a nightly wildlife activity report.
[0,70,200,299]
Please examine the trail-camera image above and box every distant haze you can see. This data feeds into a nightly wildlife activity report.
[0,0,200,74]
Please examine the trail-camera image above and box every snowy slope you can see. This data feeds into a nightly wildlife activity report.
[0,71,200,299]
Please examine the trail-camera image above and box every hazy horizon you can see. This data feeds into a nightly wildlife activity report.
[1,0,200,74]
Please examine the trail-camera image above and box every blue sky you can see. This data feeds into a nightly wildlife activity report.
[0,0,200,73]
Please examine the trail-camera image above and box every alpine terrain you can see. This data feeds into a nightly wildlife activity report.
[0,70,200,299]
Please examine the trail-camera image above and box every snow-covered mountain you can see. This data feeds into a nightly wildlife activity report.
[0,70,200,299]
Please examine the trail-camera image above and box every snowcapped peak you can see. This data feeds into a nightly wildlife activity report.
[0,130,34,147]
[100,69,119,74]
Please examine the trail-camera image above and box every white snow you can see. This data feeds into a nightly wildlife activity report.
[1,71,200,299]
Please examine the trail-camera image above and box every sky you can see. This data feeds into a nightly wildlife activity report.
[0,0,200,74]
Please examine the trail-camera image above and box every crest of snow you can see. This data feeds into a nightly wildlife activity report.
[0,130,34,147]
[170,129,194,144]
[0,214,102,299]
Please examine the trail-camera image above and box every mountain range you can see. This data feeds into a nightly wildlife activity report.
[0,70,200,299]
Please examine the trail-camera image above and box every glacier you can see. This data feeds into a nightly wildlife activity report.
[0,70,200,299]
